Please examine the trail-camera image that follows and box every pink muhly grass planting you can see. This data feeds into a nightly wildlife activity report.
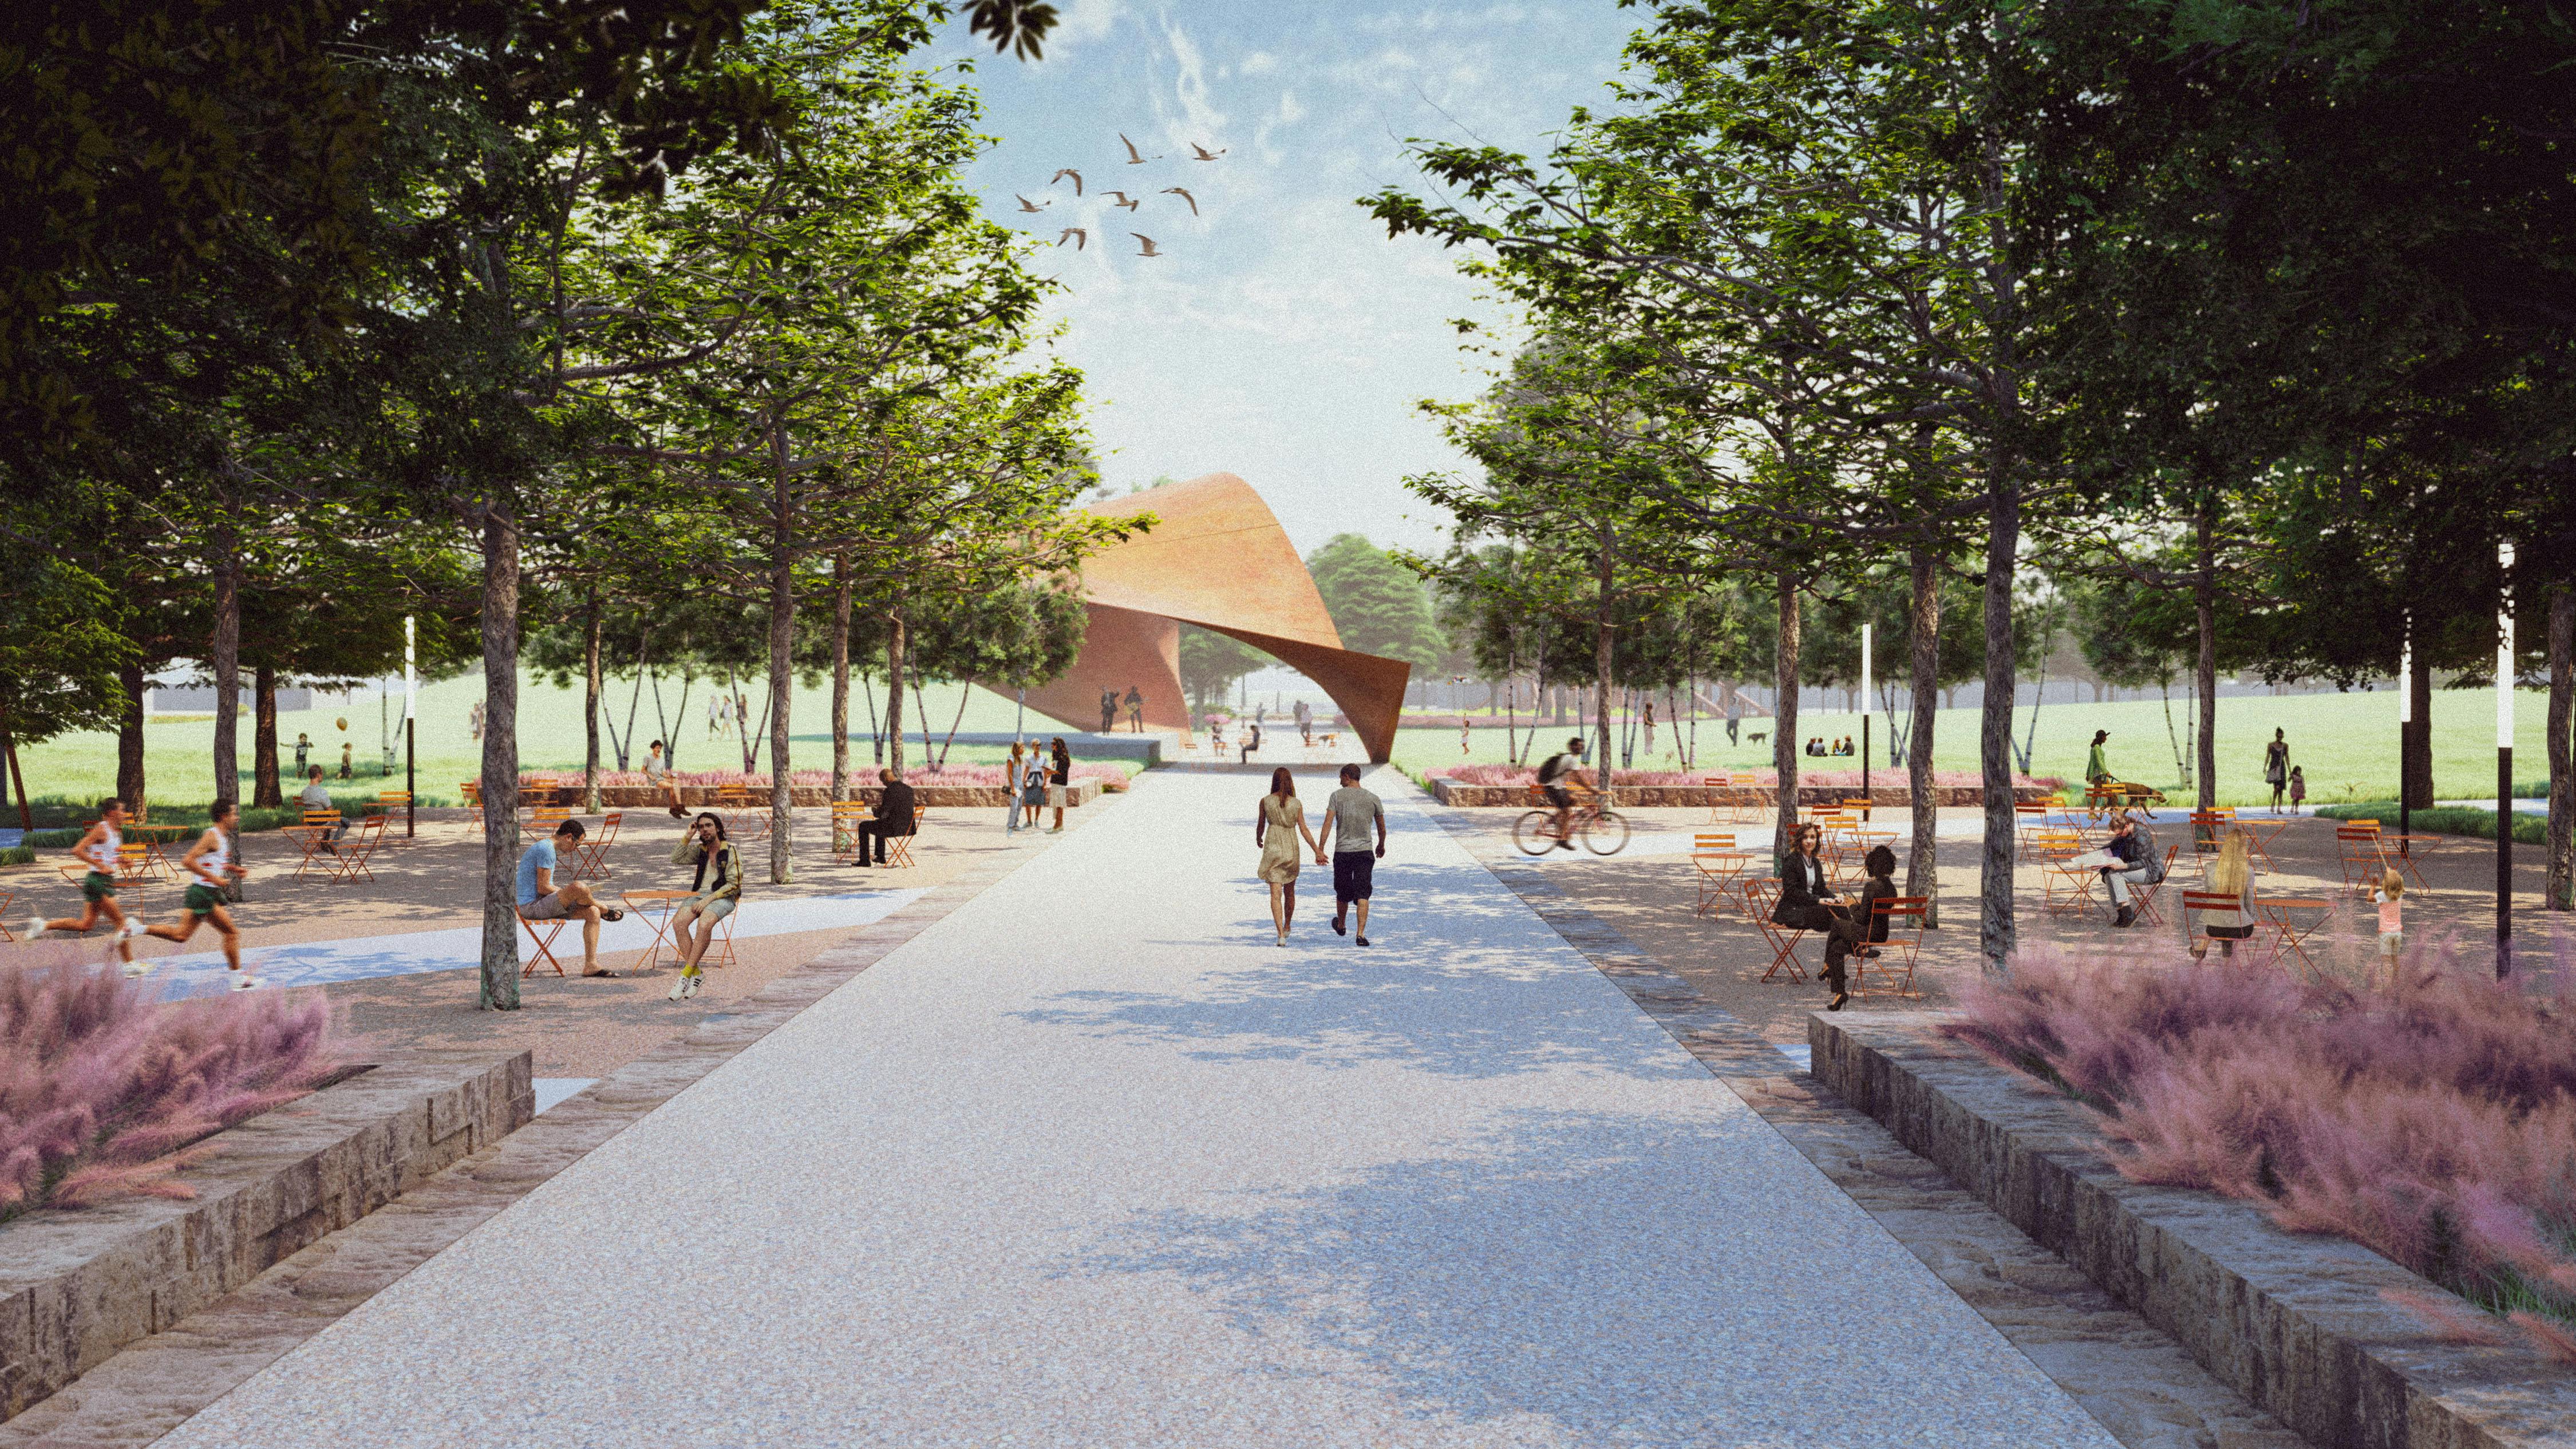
[0,962,341,1222]
[560,763,1124,791]
[1946,937,2576,1363]
[1427,764,2060,791]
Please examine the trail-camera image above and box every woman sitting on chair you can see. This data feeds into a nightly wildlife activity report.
[664,812,742,1001]
[1772,823,1868,1011]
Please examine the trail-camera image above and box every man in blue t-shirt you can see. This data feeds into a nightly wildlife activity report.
[517,818,624,976]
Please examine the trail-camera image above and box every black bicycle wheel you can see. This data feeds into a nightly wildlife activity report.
[1583,810,1630,855]
[1512,810,1556,856]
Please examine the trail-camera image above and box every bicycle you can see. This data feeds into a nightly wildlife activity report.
[1514,785,1630,856]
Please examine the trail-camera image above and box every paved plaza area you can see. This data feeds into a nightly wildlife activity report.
[155,768,2116,1447]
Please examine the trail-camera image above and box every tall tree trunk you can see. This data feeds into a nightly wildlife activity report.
[1907,547,1942,928]
[766,439,796,884]
[1773,571,1801,854]
[831,554,852,803]
[884,605,908,780]
[582,589,603,813]
[477,500,523,1012]
[118,660,146,808]
[211,532,241,807]
[2404,636,2435,811]
[2547,586,2573,910]
[1978,479,2021,970]
[251,665,282,808]
[1594,518,1617,788]
[2194,495,2218,813]
[3,720,27,830]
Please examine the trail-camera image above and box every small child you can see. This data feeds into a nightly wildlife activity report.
[2371,867,2404,967]
[2287,765,2306,809]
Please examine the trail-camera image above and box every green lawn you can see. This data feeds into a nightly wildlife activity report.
[1390,686,2561,809]
[13,670,1097,815]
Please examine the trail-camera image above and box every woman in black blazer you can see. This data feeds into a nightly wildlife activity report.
[1772,823,1867,1008]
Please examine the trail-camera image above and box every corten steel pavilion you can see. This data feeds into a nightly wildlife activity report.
[1021,472,1410,762]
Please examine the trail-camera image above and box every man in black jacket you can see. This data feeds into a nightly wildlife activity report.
[852,768,917,868]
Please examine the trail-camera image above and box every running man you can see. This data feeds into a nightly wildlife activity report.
[27,796,145,970]
[142,800,255,988]
[1315,764,1387,946]
[516,818,625,976]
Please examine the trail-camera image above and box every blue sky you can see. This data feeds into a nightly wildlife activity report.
[928,2,1642,557]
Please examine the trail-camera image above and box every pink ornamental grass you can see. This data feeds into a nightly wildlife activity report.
[1945,938,2576,1360]
[1427,764,2060,791]
[0,961,341,1222]
[560,763,1124,791]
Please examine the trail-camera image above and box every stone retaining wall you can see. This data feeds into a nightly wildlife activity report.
[534,781,1106,811]
[1811,1012,2576,1449]
[1422,780,2056,809]
[0,1051,530,1422]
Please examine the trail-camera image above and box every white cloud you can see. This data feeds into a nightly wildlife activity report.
[1239,50,1280,76]
[1049,0,1125,52]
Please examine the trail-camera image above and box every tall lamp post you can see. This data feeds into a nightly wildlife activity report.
[2497,544,2515,980]
[1859,623,1873,823]
[404,615,417,840]
[2397,618,2411,850]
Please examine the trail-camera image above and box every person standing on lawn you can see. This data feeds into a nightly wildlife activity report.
[294,732,311,775]
[2262,728,2290,813]
[142,799,253,988]
[27,797,143,970]
[663,812,742,1000]
[1315,764,1386,946]
[516,818,625,976]
[1255,765,1322,947]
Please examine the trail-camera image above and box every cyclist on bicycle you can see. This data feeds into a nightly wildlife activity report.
[1536,737,1590,851]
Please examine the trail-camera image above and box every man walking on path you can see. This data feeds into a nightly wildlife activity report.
[1316,764,1386,945]
[1294,698,1313,745]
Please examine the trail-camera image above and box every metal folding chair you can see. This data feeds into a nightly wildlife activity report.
[1690,832,1752,916]
[327,815,388,884]
[2125,845,2180,926]
[1862,895,1928,997]
[570,811,622,880]
[1743,878,1808,983]
[829,800,873,862]
[516,907,568,978]
[884,808,926,868]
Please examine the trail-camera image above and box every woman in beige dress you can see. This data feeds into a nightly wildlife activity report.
[1255,766,1322,946]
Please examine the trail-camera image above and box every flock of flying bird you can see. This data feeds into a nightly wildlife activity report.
[1014,133,1226,258]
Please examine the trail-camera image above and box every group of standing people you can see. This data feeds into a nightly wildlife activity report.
[1255,765,1386,947]
[1002,739,1073,836]
[1096,686,1145,733]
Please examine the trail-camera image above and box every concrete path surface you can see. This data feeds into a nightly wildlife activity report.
[161,768,2113,1448]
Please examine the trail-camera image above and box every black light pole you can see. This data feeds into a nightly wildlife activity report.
[2497,544,2515,980]
[404,615,417,840]
[2397,616,2411,853]
[1859,622,1872,823]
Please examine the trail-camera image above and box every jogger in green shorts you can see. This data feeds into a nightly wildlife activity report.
[143,800,254,989]
[28,796,144,971]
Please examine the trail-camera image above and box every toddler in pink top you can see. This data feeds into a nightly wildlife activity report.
[2370,868,2404,969]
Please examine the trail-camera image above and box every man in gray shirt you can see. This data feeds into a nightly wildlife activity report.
[1314,764,1386,945]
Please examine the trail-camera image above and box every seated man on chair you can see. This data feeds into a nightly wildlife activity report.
[851,768,916,868]
[516,817,624,976]
[2098,813,2162,929]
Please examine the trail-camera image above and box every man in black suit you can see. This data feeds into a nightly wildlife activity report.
[851,768,917,868]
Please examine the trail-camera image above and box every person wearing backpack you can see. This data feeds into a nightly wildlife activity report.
[1534,737,1588,851]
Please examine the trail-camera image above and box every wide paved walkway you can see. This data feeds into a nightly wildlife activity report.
[163,769,2111,1447]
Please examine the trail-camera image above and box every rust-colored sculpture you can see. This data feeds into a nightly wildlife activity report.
[1021,472,1411,762]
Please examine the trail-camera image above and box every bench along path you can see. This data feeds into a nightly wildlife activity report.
[160,768,2112,1447]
